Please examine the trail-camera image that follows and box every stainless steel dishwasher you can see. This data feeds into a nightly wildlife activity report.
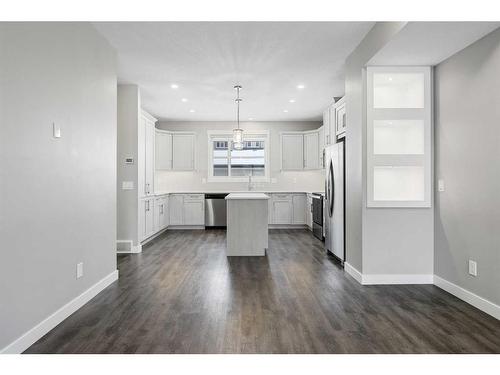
[205,193,228,228]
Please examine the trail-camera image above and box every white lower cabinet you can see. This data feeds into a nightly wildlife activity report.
[155,196,169,231]
[292,194,306,224]
[306,194,313,228]
[169,194,205,226]
[169,194,184,225]
[269,193,308,225]
[140,197,155,241]
[183,196,204,225]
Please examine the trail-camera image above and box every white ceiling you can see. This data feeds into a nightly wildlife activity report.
[93,22,374,121]
[369,22,499,66]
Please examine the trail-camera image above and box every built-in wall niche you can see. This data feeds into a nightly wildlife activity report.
[367,67,431,208]
[373,166,425,201]
[373,72,425,109]
[373,120,424,155]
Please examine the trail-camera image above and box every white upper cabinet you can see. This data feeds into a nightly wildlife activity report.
[155,130,172,170]
[335,97,346,138]
[323,108,331,145]
[281,133,304,171]
[304,131,320,170]
[172,133,195,171]
[318,126,325,169]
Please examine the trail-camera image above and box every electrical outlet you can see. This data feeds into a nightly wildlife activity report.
[76,262,84,279]
[468,260,477,277]
[438,179,445,192]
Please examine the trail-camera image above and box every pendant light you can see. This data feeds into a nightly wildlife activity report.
[233,85,244,150]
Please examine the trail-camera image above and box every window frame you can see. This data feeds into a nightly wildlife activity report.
[207,130,270,182]
[366,66,432,208]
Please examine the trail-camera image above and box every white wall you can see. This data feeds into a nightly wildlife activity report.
[0,23,117,350]
[434,27,500,305]
[347,22,435,278]
[344,22,407,272]
[155,121,324,193]
[117,85,140,246]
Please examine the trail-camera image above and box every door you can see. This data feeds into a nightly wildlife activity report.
[281,134,304,170]
[292,194,306,224]
[172,134,194,170]
[273,197,292,224]
[184,201,204,225]
[155,131,172,170]
[169,195,184,225]
[304,132,319,170]
[142,198,155,240]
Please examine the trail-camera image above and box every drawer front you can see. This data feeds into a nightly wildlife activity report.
[272,193,292,201]
[184,194,204,201]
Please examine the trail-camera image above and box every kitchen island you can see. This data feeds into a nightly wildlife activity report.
[225,193,270,256]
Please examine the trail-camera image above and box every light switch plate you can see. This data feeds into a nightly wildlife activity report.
[52,122,61,138]
[76,262,83,279]
[122,181,134,190]
[438,179,445,192]
[468,260,477,276]
[271,178,277,184]
[202,178,207,184]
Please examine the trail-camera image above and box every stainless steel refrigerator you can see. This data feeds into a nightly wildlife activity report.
[324,141,345,263]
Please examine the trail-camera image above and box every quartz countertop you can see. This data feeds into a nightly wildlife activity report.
[225,193,270,200]
[154,190,323,196]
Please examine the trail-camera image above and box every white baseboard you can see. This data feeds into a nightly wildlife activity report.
[0,270,119,354]
[434,275,500,320]
[363,274,434,285]
[269,224,309,229]
[116,240,142,254]
[167,225,205,230]
[344,263,433,285]
[344,262,363,284]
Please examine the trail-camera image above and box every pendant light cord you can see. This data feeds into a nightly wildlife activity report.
[235,85,241,130]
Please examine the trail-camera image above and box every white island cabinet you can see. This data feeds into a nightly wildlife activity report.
[225,193,269,256]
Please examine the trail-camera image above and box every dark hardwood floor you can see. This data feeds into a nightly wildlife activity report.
[25,229,500,354]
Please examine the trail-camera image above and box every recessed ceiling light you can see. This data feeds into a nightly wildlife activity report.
[248,117,254,120]
[181,98,188,102]
[289,99,296,103]
[388,77,393,81]
[171,84,179,89]
[283,109,289,113]
[297,84,305,89]
[189,109,195,113]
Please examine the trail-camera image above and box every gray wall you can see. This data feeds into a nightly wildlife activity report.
[435,28,500,304]
[156,121,324,193]
[0,23,117,349]
[117,85,140,246]
[344,22,407,272]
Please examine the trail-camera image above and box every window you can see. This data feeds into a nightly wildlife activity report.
[208,131,269,181]
[366,67,432,207]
